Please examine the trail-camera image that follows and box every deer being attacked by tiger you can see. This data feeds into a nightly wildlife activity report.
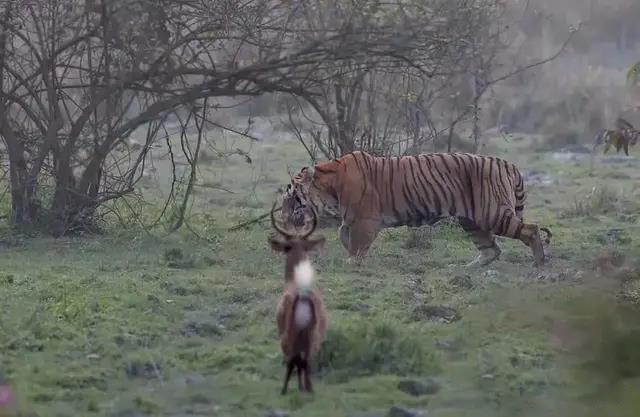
[269,203,329,395]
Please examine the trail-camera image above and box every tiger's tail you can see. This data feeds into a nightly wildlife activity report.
[514,168,551,244]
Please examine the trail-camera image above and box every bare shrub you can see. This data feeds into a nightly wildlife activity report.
[283,0,573,158]
[2,0,477,234]
[561,186,631,218]
[403,227,434,250]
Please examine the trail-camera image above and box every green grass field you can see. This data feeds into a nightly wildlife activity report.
[1,134,640,417]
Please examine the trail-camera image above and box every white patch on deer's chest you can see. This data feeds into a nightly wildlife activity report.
[293,259,314,288]
[292,259,315,329]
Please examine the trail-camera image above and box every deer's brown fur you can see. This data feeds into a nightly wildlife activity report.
[270,203,329,395]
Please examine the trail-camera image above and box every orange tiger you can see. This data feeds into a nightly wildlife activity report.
[281,151,551,267]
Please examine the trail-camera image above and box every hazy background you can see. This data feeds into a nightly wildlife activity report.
[1,1,639,417]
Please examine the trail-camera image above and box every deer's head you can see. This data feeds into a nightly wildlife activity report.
[269,202,325,280]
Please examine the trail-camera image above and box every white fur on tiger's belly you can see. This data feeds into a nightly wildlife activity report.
[294,300,313,329]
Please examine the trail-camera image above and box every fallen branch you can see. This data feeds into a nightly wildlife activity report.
[228,206,281,232]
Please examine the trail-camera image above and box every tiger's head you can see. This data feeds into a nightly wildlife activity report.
[281,165,340,228]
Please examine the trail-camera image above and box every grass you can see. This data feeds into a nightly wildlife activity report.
[1,135,640,417]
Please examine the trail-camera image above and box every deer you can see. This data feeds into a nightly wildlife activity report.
[269,202,329,395]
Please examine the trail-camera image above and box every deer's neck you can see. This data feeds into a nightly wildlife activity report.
[284,251,307,282]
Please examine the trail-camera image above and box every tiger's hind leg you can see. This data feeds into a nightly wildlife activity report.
[518,224,547,267]
[491,211,548,267]
[458,218,501,267]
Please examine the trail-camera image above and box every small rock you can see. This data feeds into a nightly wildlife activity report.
[111,410,148,417]
[449,275,474,290]
[522,170,555,187]
[551,152,586,163]
[397,378,441,396]
[600,155,638,164]
[559,144,591,154]
[603,228,632,245]
[387,405,428,417]
[125,361,160,380]
[183,373,206,385]
[264,410,289,417]
[181,321,223,338]
[189,393,211,404]
[413,304,460,323]
[86,353,100,360]
[483,270,498,278]
[435,338,463,352]
[348,412,386,417]
[481,373,495,380]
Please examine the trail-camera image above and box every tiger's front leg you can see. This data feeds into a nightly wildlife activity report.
[339,223,351,252]
[345,219,380,265]
[339,224,358,265]
[339,223,360,266]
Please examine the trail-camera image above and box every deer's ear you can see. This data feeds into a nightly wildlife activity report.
[303,236,325,252]
[269,236,291,253]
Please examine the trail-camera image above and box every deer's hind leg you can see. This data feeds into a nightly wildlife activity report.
[281,356,297,395]
[300,357,313,393]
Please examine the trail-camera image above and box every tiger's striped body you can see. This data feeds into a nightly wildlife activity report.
[283,151,551,266]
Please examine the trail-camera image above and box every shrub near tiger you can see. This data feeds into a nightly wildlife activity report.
[281,151,552,267]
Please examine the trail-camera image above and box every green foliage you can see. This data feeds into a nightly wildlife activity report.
[316,318,440,380]
[548,292,640,417]
[402,227,433,250]
[162,247,196,269]
[626,61,640,86]
[1,135,640,417]
[561,186,637,218]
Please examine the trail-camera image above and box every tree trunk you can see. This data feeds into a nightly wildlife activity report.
[49,167,101,236]
[8,155,39,229]
[1,113,39,230]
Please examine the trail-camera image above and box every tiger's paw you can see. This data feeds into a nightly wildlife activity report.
[466,248,501,268]
[466,256,498,268]
[532,254,552,268]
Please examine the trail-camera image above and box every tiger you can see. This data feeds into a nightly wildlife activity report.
[281,150,552,267]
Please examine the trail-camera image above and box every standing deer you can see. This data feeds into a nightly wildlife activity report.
[269,203,329,394]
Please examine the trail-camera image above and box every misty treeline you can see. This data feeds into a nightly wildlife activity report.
[0,0,630,236]
[488,0,640,149]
